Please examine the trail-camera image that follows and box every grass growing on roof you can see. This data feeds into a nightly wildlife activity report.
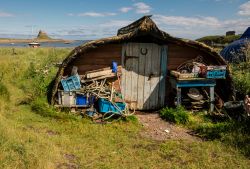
[0,47,249,168]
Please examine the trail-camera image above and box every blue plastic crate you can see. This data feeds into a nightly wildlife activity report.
[98,98,125,114]
[206,70,226,79]
[76,95,88,105]
[206,65,227,79]
[61,75,81,91]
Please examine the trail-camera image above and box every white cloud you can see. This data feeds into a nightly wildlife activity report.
[78,12,116,17]
[54,13,249,40]
[55,19,131,39]
[119,7,133,13]
[238,1,250,16]
[153,14,250,39]
[67,13,74,16]
[133,2,151,14]
[0,11,14,17]
[100,20,131,27]
[154,15,221,28]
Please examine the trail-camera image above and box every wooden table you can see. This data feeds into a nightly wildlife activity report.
[169,77,216,112]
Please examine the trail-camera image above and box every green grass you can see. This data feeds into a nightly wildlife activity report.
[196,34,241,45]
[231,62,250,98]
[0,47,249,168]
[160,106,190,124]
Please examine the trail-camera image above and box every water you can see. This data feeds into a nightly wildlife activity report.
[0,40,89,48]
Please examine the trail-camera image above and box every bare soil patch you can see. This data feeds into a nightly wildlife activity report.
[136,112,200,141]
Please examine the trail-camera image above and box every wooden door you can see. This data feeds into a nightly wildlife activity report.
[121,43,167,110]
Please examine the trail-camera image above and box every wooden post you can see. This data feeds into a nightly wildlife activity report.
[210,86,215,113]
[177,87,182,106]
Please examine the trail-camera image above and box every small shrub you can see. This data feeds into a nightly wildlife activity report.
[160,106,190,125]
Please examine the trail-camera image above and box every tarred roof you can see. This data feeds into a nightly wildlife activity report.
[240,27,250,39]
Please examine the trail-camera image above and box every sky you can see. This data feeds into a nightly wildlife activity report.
[0,0,249,40]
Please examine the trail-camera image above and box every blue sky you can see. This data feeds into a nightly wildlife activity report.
[0,0,249,40]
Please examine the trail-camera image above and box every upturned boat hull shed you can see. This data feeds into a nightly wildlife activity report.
[50,16,234,110]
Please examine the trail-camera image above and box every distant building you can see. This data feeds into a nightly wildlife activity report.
[226,31,236,36]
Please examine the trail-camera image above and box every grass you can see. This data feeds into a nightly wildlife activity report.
[189,112,250,156]
[231,62,250,98]
[160,106,190,124]
[0,47,249,168]
[196,34,241,45]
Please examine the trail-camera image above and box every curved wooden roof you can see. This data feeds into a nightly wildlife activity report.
[50,16,232,104]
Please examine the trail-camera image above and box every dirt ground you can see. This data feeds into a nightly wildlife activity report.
[136,112,200,141]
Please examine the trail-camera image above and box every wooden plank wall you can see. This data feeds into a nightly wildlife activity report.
[149,44,160,109]
[159,46,167,107]
[61,42,219,110]
[122,43,164,110]
[167,43,214,70]
[64,42,215,76]
[64,44,122,75]
[63,43,122,94]
[143,43,152,110]
[137,43,146,110]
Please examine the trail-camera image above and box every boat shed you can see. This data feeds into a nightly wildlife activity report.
[50,16,234,111]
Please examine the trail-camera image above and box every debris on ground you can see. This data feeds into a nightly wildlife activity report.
[56,62,132,121]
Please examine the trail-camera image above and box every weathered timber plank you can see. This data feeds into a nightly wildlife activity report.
[149,44,160,109]
[143,43,152,110]
[86,69,112,79]
[125,43,132,104]
[137,43,145,110]
[131,43,139,110]
[159,45,167,107]
[121,43,126,100]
